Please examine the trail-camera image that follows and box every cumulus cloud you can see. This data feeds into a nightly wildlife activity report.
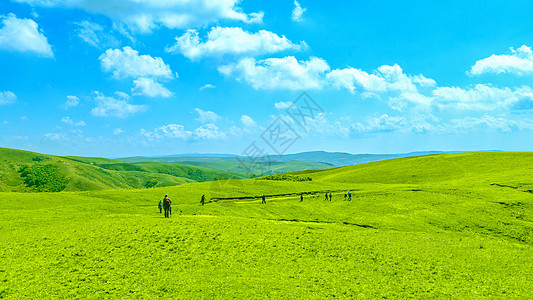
[91,91,147,118]
[99,46,173,80]
[194,108,220,123]
[113,128,124,135]
[431,84,525,111]
[292,1,307,22]
[61,117,86,126]
[274,101,293,110]
[0,13,53,58]
[469,45,533,76]
[199,84,216,91]
[65,95,79,109]
[240,115,256,127]
[132,77,173,98]
[350,114,408,134]
[44,132,67,142]
[0,91,17,105]
[166,27,305,60]
[13,0,263,33]
[75,20,120,49]
[140,123,225,140]
[327,64,436,94]
[447,115,522,133]
[218,56,330,90]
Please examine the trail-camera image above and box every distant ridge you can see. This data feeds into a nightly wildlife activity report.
[121,150,501,168]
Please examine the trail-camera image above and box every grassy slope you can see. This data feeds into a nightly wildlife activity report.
[0,148,221,192]
[1,152,532,298]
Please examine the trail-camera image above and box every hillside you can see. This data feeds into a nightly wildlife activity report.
[1,152,533,298]
[0,148,245,192]
[295,151,532,186]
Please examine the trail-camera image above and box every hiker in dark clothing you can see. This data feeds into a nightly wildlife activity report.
[163,194,171,218]
[158,200,163,213]
[344,193,347,201]
[324,193,328,201]
[348,192,352,201]
[329,192,332,201]
[300,194,303,202]
[201,195,205,205]
[261,194,266,204]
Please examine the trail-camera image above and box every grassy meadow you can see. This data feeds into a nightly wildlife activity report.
[1,152,533,298]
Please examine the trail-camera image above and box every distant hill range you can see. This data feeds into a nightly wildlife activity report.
[120,150,499,170]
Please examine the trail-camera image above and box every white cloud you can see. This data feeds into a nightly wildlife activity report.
[305,115,350,137]
[469,45,533,76]
[60,117,86,126]
[91,91,147,118]
[0,91,17,105]
[199,84,216,91]
[113,128,124,135]
[99,46,173,80]
[350,114,408,134]
[240,115,256,127]
[0,13,53,58]
[13,0,263,33]
[218,56,330,90]
[193,123,225,139]
[141,123,225,140]
[75,20,120,49]
[327,67,387,93]
[292,1,307,22]
[327,64,436,94]
[166,27,305,60]
[274,101,293,110]
[194,108,220,123]
[61,117,73,125]
[132,77,172,98]
[432,84,521,111]
[44,132,66,142]
[447,115,520,133]
[65,95,79,109]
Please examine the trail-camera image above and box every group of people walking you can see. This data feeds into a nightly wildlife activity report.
[159,191,353,216]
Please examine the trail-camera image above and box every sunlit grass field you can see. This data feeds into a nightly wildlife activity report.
[1,152,533,298]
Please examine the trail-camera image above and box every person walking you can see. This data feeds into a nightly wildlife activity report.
[324,192,328,201]
[329,192,332,201]
[163,194,171,218]
[300,194,303,202]
[348,192,352,201]
[201,195,205,205]
[158,200,163,213]
[261,194,266,204]
[344,193,347,201]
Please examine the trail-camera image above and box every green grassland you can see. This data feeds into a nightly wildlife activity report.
[0,148,246,192]
[1,152,533,298]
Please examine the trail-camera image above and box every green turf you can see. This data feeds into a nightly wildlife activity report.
[1,151,532,298]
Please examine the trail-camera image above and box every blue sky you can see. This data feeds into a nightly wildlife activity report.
[2,0,533,157]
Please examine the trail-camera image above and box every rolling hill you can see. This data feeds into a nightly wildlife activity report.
[0,148,246,192]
